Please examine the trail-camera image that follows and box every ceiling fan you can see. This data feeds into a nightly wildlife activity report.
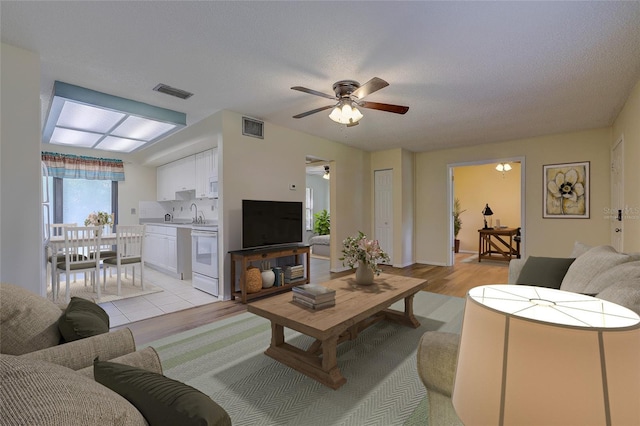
[291,77,409,126]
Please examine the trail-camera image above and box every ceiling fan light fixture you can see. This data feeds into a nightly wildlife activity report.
[329,100,363,125]
[496,163,512,172]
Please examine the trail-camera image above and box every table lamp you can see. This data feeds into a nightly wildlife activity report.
[482,203,494,229]
[452,285,640,426]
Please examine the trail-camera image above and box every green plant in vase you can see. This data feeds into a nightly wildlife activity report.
[453,198,466,253]
[313,209,330,235]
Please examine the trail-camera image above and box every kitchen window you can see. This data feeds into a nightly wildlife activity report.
[50,177,117,226]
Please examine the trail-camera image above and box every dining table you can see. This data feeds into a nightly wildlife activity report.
[46,229,118,301]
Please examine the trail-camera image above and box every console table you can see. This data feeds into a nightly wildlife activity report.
[477,227,521,262]
[229,245,310,303]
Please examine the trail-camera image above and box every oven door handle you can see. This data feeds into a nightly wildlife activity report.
[192,231,218,237]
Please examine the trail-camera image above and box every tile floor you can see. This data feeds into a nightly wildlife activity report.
[99,268,219,327]
[101,256,331,327]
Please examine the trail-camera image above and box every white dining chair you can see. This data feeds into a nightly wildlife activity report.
[54,226,102,303]
[103,225,145,296]
[47,223,79,295]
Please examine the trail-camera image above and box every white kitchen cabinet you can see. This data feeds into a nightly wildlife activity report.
[195,149,214,198]
[211,147,218,181]
[156,163,173,201]
[173,155,196,193]
[156,155,197,201]
[144,225,191,279]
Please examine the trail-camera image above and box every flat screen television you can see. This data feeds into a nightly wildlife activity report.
[242,199,303,249]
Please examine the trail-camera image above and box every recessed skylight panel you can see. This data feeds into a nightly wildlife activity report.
[50,128,103,147]
[111,116,176,141]
[57,101,125,133]
[96,136,146,153]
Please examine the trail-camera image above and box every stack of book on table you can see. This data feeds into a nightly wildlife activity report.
[292,283,336,310]
[284,265,305,284]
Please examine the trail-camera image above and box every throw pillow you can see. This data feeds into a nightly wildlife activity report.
[94,360,231,426]
[0,283,62,355]
[1,355,146,425]
[561,246,632,294]
[515,256,575,289]
[58,297,110,343]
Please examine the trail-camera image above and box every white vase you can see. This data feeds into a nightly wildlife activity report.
[261,269,276,288]
[355,263,375,285]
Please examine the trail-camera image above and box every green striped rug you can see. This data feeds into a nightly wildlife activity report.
[149,291,464,426]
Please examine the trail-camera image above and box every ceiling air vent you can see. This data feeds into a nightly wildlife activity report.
[242,117,264,139]
[153,83,194,100]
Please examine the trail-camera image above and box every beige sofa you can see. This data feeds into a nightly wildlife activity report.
[416,243,640,425]
[0,283,230,425]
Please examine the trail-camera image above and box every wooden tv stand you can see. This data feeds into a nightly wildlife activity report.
[229,245,310,303]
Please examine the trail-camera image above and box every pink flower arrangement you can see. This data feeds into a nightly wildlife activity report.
[340,231,390,275]
[84,211,113,227]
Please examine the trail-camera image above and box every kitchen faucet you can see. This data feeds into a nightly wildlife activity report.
[190,203,199,223]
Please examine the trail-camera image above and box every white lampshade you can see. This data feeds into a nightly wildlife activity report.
[328,100,363,125]
[452,285,640,426]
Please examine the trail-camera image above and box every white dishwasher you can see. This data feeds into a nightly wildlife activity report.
[191,226,218,296]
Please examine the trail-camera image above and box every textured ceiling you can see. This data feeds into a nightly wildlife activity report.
[2,1,639,155]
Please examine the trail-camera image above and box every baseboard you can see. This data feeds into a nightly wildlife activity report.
[414,259,449,267]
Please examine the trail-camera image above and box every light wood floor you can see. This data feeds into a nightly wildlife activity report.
[119,253,508,345]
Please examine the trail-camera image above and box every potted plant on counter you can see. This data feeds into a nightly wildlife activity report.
[453,198,466,253]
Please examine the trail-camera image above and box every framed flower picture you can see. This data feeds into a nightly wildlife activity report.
[543,161,590,218]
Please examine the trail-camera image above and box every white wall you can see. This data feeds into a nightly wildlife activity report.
[415,127,612,264]
[220,110,370,299]
[0,43,43,294]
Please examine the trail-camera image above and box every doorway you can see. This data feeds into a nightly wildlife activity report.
[611,136,624,251]
[448,157,525,265]
[305,157,332,263]
[374,169,394,264]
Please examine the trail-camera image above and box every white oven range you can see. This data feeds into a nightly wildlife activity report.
[191,226,218,296]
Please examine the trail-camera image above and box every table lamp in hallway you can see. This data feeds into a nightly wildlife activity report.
[482,204,494,229]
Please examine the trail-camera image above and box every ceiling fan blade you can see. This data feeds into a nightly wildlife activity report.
[292,105,334,119]
[359,101,409,115]
[351,77,389,99]
[291,86,337,100]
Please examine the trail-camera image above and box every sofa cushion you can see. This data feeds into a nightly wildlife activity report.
[597,281,640,316]
[58,297,110,343]
[560,246,633,294]
[0,355,146,425]
[586,261,640,315]
[0,283,62,355]
[579,260,640,296]
[94,360,232,426]
[515,256,575,289]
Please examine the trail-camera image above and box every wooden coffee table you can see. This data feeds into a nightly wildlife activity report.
[247,273,428,389]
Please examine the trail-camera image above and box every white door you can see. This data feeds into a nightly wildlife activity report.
[611,137,624,251]
[374,169,393,264]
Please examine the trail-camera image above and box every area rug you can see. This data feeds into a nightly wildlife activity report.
[150,291,465,426]
[46,272,163,306]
